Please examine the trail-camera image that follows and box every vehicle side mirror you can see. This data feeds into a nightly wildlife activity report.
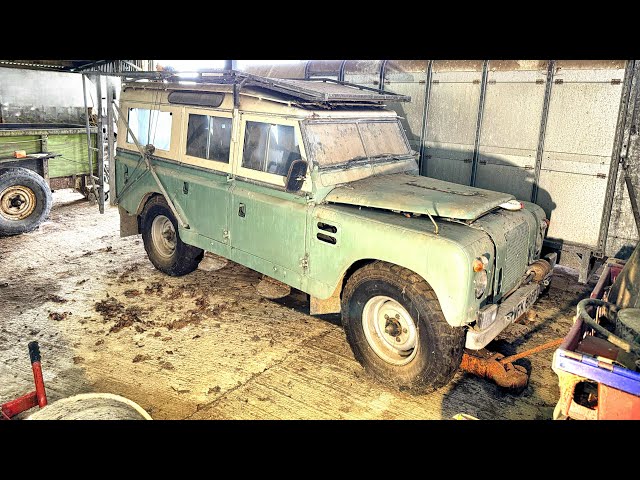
[285,160,308,192]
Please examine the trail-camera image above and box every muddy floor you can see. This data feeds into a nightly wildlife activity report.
[0,190,595,419]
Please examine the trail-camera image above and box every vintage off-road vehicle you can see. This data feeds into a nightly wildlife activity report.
[114,71,554,392]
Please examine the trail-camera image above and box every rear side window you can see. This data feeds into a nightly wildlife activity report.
[127,108,172,151]
[186,114,232,163]
[242,121,301,176]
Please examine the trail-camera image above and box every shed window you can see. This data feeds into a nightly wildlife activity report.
[127,108,172,151]
[242,122,301,176]
[186,114,232,163]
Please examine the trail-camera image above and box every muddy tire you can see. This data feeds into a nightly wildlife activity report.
[341,261,465,393]
[140,195,203,276]
[0,167,52,236]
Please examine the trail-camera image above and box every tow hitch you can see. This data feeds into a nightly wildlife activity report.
[460,338,564,391]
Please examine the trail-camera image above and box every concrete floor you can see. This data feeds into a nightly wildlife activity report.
[0,190,594,419]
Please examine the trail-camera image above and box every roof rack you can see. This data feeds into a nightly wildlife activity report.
[81,69,411,107]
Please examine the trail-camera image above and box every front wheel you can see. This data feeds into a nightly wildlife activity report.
[341,261,465,393]
[140,195,203,276]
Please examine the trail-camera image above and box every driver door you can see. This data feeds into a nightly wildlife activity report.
[229,115,311,285]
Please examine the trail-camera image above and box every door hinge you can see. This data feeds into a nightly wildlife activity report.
[611,79,621,85]
[299,254,309,271]
[596,173,607,179]
[535,79,545,85]
[554,78,564,85]
[223,229,230,241]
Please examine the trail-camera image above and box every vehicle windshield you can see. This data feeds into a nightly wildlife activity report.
[303,119,412,168]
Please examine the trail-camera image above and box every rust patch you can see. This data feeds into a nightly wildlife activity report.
[433,60,484,72]
[488,60,548,72]
[556,60,626,70]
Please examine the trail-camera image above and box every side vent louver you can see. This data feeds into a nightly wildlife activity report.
[316,222,338,245]
[317,222,337,233]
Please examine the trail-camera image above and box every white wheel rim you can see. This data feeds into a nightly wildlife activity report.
[0,185,36,220]
[362,295,418,366]
[151,215,176,259]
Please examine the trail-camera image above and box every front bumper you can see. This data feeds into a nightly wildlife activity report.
[465,253,556,350]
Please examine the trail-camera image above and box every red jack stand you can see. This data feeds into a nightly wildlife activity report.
[1,342,48,419]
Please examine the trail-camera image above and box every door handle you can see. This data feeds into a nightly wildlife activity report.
[238,203,246,218]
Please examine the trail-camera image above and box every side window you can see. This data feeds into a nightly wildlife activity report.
[242,121,301,176]
[186,114,232,163]
[127,108,172,151]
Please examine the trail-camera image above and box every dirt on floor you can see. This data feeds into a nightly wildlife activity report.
[0,190,596,419]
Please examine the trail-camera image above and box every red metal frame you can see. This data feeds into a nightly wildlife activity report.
[1,342,48,420]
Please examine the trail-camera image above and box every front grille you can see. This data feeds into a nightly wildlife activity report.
[502,221,529,293]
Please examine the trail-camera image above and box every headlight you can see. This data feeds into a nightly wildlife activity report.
[475,269,488,299]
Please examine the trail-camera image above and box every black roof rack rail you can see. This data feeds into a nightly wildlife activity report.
[82,69,411,106]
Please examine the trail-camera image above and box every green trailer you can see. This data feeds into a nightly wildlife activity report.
[0,123,98,235]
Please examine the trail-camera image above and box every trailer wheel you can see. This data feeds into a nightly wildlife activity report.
[141,195,203,276]
[0,167,52,236]
[341,261,465,393]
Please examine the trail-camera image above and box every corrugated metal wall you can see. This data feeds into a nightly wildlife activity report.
[475,61,547,204]
[383,60,429,153]
[244,60,639,259]
[423,60,483,186]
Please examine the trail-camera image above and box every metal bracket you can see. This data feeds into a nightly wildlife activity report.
[299,254,309,270]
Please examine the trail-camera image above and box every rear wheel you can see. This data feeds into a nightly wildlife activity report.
[0,167,52,236]
[141,196,203,276]
[341,261,465,393]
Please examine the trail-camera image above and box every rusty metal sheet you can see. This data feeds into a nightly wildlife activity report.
[432,60,483,72]
[556,60,627,71]
[488,60,549,72]
[325,172,513,221]
[384,60,430,77]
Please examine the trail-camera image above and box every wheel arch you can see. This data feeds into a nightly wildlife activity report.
[136,191,164,216]
[310,258,444,317]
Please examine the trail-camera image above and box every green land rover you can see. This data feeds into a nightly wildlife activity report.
[114,71,554,392]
